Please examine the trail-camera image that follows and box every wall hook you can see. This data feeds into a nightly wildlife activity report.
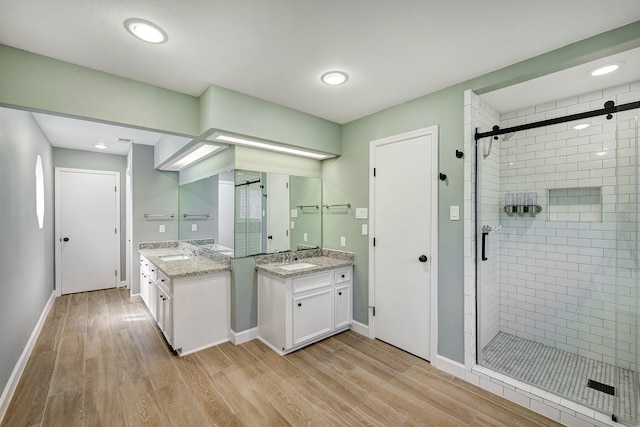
[439,173,447,181]
[455,150,464,159]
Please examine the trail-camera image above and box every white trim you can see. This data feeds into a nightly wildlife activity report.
[433,354,466,379]
[55,167,120,295]
[230,327,258,345]
[349,320,369,337]
[178,338,230,357]
[119,280,128,289]
[368,125,439,361]
[0,291,55,424]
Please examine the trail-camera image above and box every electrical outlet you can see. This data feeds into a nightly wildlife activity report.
[303,232,308,242]
[340,236,346,247]
[291,221,295,229]
[191,224,197,232]
[361,224,368,235]
[159,225,165,233]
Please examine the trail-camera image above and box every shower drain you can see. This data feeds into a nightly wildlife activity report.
[587,379,615,396]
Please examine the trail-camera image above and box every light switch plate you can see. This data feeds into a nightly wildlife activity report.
[290,209,298,218]
[340,236,346,247]
[191,223,197,231]
[450,205,460,221]
[303,232,308,242]
[361,224,368,235]
[355,208,368,219]
[159,225,165,233]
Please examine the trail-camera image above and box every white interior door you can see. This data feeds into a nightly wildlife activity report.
[267,173,290,253]
[56,168,120,294]
[370,127,438,360]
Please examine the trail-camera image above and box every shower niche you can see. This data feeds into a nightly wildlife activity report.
[547,186,602,222]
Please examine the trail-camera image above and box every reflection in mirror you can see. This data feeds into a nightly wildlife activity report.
[290,175,321,249]
[179,175,218,240]
[234,170,264,258]
[179,169,321,258]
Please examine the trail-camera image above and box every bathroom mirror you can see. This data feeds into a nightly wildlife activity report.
[178,169,321,257]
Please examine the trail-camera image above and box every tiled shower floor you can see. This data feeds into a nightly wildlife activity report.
[482,332,638,423]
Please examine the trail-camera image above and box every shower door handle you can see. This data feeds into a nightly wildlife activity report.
[481,232,488,261]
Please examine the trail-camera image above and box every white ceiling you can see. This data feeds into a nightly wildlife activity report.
[481,47,640,113]
[1,0,639,126]
[31,113,168,155]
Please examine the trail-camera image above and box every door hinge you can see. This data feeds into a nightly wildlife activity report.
[286,230,289,236]
[373,167,376,177]
[373,237,376,247]
[115,270,117,277]
[115,186,117,192]
[115,228,117,234]
[372,306,376,316]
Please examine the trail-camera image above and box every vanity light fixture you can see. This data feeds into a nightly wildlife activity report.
[162,142,226,171]
[321,71,349,85]
[211,132,335,160]
[573,123,590,130]
[93,142,107,149]
[124,19,167,44]
[589,63,621,77]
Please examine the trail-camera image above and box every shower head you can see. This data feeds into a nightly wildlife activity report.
[502,132,515,142]
[483,132,516,159]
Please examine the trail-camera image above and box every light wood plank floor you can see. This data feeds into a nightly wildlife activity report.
[2,288,562,427]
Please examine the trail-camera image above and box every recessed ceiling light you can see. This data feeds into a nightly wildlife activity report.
[589,63,621,76]
[124,19,167,44]
[321,71,349,86]
[573,123,590,130]
[94,143,107,150]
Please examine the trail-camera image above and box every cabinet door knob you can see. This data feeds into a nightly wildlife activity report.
[338,292,342,296]
[418,255,428,263]
[341,274,345,278]
[297,303,302,307]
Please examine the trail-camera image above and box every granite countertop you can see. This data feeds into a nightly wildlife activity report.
[255,256,354,279]
[139,248,230,279]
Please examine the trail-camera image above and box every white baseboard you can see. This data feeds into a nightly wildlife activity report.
[119,280,128,289]
[433,354,466,379]
[0,290,56,424]
[230,327,258,345]
[349,320,369,337]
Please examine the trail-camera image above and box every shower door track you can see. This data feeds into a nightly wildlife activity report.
[474,99,640,141]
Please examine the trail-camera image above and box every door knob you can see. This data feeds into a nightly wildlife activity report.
[63,237,70,242]
[418,255,428,262]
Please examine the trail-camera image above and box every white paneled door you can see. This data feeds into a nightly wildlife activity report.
[56,168,119,294]
[370,127,438,361]
[267,173,290,253]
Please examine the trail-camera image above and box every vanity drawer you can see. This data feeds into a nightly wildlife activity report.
[157,270,172,294]
[334,268,351,284]
[293,272,332,294]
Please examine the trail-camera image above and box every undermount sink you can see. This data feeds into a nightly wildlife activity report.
[160,255,190,262]
[277,262,317,271]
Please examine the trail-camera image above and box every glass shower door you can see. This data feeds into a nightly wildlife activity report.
[614,108,639,426]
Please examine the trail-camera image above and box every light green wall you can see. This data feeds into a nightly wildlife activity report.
[0,107,54,398]
[131,144,179,294]
[199,85,341,154]
[52,148,127,280]
[0,45,199,136]
[324,21,640,363]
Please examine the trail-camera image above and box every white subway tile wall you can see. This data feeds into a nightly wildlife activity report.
[464,82,639,426]
[495,82,639,370]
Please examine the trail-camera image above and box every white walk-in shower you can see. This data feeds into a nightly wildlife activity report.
[474,82,639,425]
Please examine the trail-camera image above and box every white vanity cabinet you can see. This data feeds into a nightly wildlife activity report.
[138,254,230,356]
[154,269,229,356]
[258,266,353,354]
